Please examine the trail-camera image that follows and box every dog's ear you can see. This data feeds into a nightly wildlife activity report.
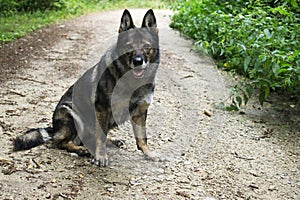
[142,9,157,32]
[119,9,135,33]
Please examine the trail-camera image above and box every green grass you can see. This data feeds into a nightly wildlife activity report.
[1,10,68,43]
[0,0,168,44]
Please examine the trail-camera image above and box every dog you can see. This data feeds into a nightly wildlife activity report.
[13,9,163,167]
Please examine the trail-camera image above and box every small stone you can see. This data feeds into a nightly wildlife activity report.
[78,173,84,178]
[204,110,213,117]
[268,185,276,191]
[193,167,201,172]
[45,193,51,199]
[249,183,259,189]
[154,175,164,182]
[106,187,114,192]
[129,177,143,186]
[184,160,191,165]
[204,197,216,200]
[69,153,79,157]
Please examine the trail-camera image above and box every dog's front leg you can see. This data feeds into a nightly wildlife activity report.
[131,102,164,162]
[92,111,110,167]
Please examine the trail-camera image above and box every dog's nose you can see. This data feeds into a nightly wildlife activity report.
[133,55,144,66]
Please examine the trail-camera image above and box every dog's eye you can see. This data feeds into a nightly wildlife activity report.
[143,44,152,55]
[126,51,134,58]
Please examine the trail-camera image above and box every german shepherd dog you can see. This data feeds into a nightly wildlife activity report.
[13,9,163,167]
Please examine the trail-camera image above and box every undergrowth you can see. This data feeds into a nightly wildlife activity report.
[170,0,300,110]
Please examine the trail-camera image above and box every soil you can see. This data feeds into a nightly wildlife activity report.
[0,9,299,200]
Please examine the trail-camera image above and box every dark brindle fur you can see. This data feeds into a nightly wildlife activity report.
[13,9,163,166]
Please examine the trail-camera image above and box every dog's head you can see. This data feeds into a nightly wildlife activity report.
[117,9,159,79]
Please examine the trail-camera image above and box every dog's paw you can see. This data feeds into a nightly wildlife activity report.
[144,151,167,162]
[92,154,109,167]
[75,146,90,157]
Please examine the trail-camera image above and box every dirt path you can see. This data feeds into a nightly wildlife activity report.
[0,9,299,200]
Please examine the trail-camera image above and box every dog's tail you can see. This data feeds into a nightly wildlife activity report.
[13,127,54,151]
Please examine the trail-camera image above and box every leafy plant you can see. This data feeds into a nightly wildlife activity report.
[170,0,300,108]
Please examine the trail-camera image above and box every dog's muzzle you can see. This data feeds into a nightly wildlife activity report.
[132,55,147,78]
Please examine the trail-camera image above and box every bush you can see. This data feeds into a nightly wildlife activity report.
[0,0,18,16]
[170,0,300,108]
[0,0,72,16]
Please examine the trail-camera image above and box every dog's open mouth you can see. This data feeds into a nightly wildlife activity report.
[133,68,145,78]
[133,63,148,78]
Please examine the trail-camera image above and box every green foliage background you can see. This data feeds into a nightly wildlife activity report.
[170,0,300,109]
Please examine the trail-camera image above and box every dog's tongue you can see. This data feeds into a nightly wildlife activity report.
[133,68,144,78]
